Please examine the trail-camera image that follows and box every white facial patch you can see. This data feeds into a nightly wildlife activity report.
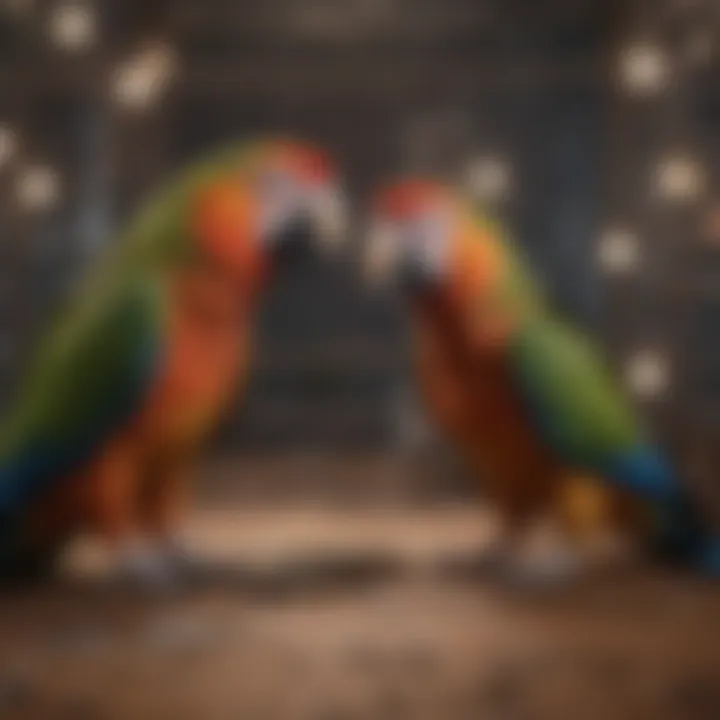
[256,169,305,246]
[403,210,452,280]
[365,210,452,286]
[256,169,347,251]
[309,184,348,252]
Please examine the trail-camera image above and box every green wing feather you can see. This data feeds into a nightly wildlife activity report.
[467,209,640,465]
[0,139,264,577]
[1,137,256,482]
[468,208,720,570]
[511,315,642,467]
[0,276,164,513]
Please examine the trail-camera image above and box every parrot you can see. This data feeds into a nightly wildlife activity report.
[364,178,720,581]
[0,138,346,587]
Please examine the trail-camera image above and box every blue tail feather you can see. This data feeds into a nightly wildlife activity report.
[696,541,720,576]
[604,444,719,576]
[603,445,680,500]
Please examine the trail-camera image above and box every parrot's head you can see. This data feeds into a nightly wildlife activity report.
[365,179,468,294]
[196,139,346,289]
[365,179,536,344]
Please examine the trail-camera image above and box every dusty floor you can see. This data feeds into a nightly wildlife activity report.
[1,507,719,720]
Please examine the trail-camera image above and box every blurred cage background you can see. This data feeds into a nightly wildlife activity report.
[0,0,719,507]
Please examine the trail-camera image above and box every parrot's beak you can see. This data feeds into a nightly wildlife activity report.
[269,183,348,268]
[270,213,315,266]
[363,219,448,292]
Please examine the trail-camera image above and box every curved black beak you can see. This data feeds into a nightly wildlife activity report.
[270,212,315,268]
[399,261,437,294]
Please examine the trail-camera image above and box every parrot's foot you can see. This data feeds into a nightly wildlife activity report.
[114,540,185,593]
[490,522,591,589]
[502,545,583,589]
[158,535,208,580]
[471,539,514,575]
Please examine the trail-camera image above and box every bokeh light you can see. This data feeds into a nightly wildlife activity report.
[618,43,670,96]
[465,156,513,203]
[48,1,97,51]
[597,228,640,274]
[111,43,176,111]
[15,164,61,211]
[655,155,705,202]
[625,351,670,399]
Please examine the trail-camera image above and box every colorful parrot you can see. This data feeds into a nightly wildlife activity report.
[365,179,719,580]
[0,138,346,587]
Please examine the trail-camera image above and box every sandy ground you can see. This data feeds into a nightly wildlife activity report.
[1,506,719,720]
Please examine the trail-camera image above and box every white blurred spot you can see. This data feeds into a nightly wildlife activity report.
[655,156,705,202]
[597,228,640,274]
[466,156,512,203]
[625,351,669,399]
[619,43,670,96]
[16,164,61,211]
[111,43,176,111]
[48,2,96,51]
[0,124,18,168]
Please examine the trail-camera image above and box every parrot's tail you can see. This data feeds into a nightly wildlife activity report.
[695,538,720,576]
[0,461,73,584]
[649,494,720,577]
[0,514,61,585]
[606,444,720,577]
[1,477,65,584]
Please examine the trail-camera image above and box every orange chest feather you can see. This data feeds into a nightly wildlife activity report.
[416,316,550,468]
[136,302,251,448]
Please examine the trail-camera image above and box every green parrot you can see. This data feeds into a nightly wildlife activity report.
[0,138,346,587]
[364,178,719,580]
